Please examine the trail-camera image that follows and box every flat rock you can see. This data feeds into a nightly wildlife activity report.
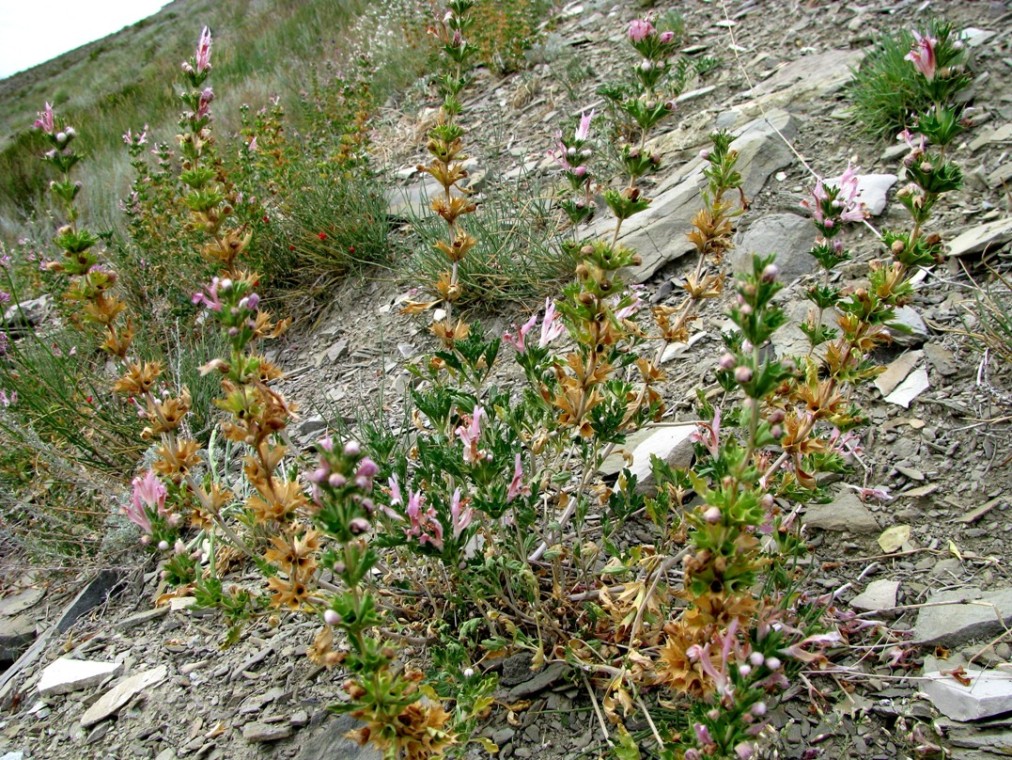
[386,176,442,219]
[297,415,327,440]
[888,305,929,347]
[3,295,52,333]
[297,714,382,759]
[242,721,293,742]
[505,662,569,701]
[850,580,899,613]
[753,49,864,102]
[915,587,1012,647]
[600,424,696,492]
[115,606,169,632]
[883,367,929,408]
[805,491,879,534]
[731,213,816,282]
[875,351,922,396]
[923,343,957,377]
[0,588,45,617]
[37,657,123,696]
[969,122,1012,152]
[0,615,35,660]
[921,668,1012,721]
[947,218,1012,258]
[80,665,168,727]
[825,173,896,216]
[584,109,797,283]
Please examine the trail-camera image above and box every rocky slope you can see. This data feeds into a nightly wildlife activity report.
[2,0,1012,758]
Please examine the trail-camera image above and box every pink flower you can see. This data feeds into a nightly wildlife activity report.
[905,30,937,81]
[196,87,214,119]
[539,299,565,348]
[124,470,168,535]
[192,277,223,312]
[628,19,654,43]
[658,30,674,44]
[574,109,594,142]
[33,103,54,134]
[404,487,444,550]
[247,136,258,152]
[195,26,213,74]
[456,406,488,464]
[504,313,538,352]
[690,407,721,458]
[450,488,473,539]
[843,484,892,503]
[778,631,842,664]
[507,453,530,502]
[836,165,867,223]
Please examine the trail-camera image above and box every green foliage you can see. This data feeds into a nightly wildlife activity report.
[469,0,553,76]
[845,20,971,140]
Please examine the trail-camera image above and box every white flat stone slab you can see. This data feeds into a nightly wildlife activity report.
[80,665,167,727]
[38,657,123,696]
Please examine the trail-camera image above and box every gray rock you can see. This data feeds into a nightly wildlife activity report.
[37,657,123,696]
[505,662,569,701]
[915,587,1012,647]
[753,49,864,102]
[242,721,293,742]
[947,218,1012,258]
[923,343,957,377]
[731,213,816,282]
[297,415,327,440]
[921,668,1012,721]
[386,177,443,220]
[115,606,169,632]
[0,587,45,617]
[850,580,899,613]
[3,295,52,333]
[888,305,930,347]
[80,665,168,727]
[0,615,35,660]
[0,752,25,760]
[582,109,797,283]
[969,122,1012,152]
[297,714,382,759]
[805,491,879,534]
[599,424,695,493]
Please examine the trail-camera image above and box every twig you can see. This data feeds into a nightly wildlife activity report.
[583,673,611,744]
[636,694,665,750]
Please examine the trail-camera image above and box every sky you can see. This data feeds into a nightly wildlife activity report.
[0,0,170,79]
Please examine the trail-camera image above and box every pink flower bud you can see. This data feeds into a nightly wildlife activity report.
[735,366,753,383]
[323,609,340,626]
[760,493,774,509]
[158,540,169,551]
[766,657,781,671]
[703,506,721,524]
[344,440,361,456]
[750,652,764,667]
[328,473,346,488]
[659,31,674,43]
[761,264,778,282]
[719,353,736,370]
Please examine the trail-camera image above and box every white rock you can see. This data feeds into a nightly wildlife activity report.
[600,424,696,492]
[875,351,922,396]
[884,368,929,408]
[80,665,168,727]
[888,305,929,347]
[921,668,1012,721]
[825,173,896,216]
[37,657,123,696]
[168,596,197,612]
[960,27,996,48]
[850,580,899,613]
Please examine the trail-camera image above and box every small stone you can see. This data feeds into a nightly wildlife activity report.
[921,668,1012,721]
[875,351,922,396]
[888,306,929,347]
[3,295,52,332]
[505,662,569,701]
[825,173,896,216]
[884,368,929,408]
[37,657,124,696]
[80,665,168,727]
[599,424,696,493]
[851,580,899,613]
[923,343,957,377]
[115,606,169,631]
[805,491,879,534]
[243,721,292,742]
[168,596,197,612]
[290,709,309,727]
[915,587,1012,646]
[0,615,35,660]
[946,218,1012,258]
[297,415,327,440]
[0,587,45,617]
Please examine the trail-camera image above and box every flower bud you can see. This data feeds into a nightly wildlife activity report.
[739,303,752,316]
[344,440,361,457]
[735,366,753,383]
[462,667,474,678]
[357,459,378,478]
[760,493,775,509]
[158,540,169,551]
[699,149,710,160]
[328,473,347,488]
[750,652,764,667]
[323,609,340,626]
[761,264,778,282]
[659,31,674,43]
[770,425,782,439]
[719,353,736,370]
[641,60,653,72]
[349,517,370,535]
[766,656,782,671]
[703,506,721,524]
[769,409,784,424]
[752,701,767,717]
[739,664,752,678]
[140,535,151,546]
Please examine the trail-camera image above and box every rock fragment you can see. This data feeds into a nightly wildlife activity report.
[37,658,123,696]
